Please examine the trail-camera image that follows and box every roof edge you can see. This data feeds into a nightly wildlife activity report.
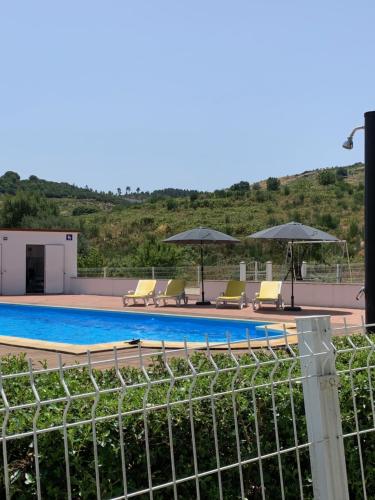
[0,228,79,233]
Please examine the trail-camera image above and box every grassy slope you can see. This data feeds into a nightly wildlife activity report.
[64,163,364,265]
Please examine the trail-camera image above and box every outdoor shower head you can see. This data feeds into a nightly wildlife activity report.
[342,137,354,150]
[342,126,364,150]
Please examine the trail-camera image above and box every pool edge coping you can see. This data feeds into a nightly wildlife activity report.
[0,301,297,353]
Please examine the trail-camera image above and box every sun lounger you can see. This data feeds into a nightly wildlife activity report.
[123,280,156,306]
[216,280,248,309]
[252,281,284,310]
[155,279,187,306]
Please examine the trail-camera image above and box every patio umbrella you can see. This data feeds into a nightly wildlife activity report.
[164,227,240,305]
[248,221,339,311]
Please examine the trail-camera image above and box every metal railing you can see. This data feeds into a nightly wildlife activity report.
[0,315,374,499]
[78,261,364,284]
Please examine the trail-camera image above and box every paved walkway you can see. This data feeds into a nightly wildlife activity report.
[0,294,365,368]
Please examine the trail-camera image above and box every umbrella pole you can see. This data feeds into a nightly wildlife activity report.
[196,243,211,305]
[201,244,205,302]
[291,242,294,307]
[284,241,301,311]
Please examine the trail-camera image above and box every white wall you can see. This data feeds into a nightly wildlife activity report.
[0,230,78,295]
[70,278,365,309]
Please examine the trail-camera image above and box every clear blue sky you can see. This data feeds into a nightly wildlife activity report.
[0,1,373,192]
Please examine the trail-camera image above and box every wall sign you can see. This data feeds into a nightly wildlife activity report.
[66,234,73,241]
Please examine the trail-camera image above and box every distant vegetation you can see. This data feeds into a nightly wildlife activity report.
[0,163,365,267]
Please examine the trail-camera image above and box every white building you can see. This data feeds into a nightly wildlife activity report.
[0,229,78,295]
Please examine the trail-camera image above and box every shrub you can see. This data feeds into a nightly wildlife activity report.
[229,180,250,192]
[166,198,178,211]
[318,213,339,230]
[266,177,280,191]
[318,169,336,185]
[0,342,373,499]
[336,167,348,179]
[72,206,98,216]
[255,190,266,202]
[77,247,105,268]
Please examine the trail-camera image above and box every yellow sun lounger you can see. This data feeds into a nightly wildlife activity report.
[216,280,248,309]
[252,281,284,310]
[123,280,156,306]
[155,279,188,307]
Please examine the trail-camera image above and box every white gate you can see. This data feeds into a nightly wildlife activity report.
[44,244,64,293]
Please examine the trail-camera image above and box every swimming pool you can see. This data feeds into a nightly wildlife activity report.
[0,303,282,346]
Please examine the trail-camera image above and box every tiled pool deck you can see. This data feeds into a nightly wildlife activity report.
[0,294,365,368]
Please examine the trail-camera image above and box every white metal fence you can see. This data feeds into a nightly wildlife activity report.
[0,316,374,498]
[78,262,364,284]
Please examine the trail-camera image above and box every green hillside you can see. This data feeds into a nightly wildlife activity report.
[0,163,365,267]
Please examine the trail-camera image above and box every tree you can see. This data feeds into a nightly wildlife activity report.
[117,187,122,196]
[336,167,348,180]
[0,192,58,227]
[126,186,131,195]
[318,169,336,185]
[229,181,250,192]
[78,247,105,268]
[166,198,177,211]
[136,187,140,194]
[0,171,20,194]
[131,238,183,267]
[266,177,280,191]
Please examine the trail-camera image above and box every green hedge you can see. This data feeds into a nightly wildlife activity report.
[0,338,374,499]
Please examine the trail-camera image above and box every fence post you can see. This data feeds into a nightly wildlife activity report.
[336,263,341,283]
[301,261,307,279]
[254,261,258,281]
[151,266,155,279]
[197,265,200,287]
[266,261,272,281]
[239,261,246,281]
[296,315,349,500]
[103,267,107,278]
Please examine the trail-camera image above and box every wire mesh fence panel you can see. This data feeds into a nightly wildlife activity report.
[4,318,375,499]
[332,320,375,500]
[0,333,314,500]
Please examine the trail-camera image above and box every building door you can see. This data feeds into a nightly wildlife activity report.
[26,245,45,293]
[45,245,65,293]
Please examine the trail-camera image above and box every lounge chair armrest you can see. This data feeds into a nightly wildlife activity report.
[127,290,135,294]
[255,292,260,298]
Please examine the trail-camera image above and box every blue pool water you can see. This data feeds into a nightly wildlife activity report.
[0,303,282,345]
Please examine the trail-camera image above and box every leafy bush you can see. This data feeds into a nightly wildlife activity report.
[131,237,183,267]
[0,192,59,227]
[317,213,339,230]
[166,198,178,211]
[229,180,250,192]
[318,169,336,185]
[77,247,105,268]
[0,340,373,499]
[72,206,99,216]
[336,167,348,179]
[266,177,280,191]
